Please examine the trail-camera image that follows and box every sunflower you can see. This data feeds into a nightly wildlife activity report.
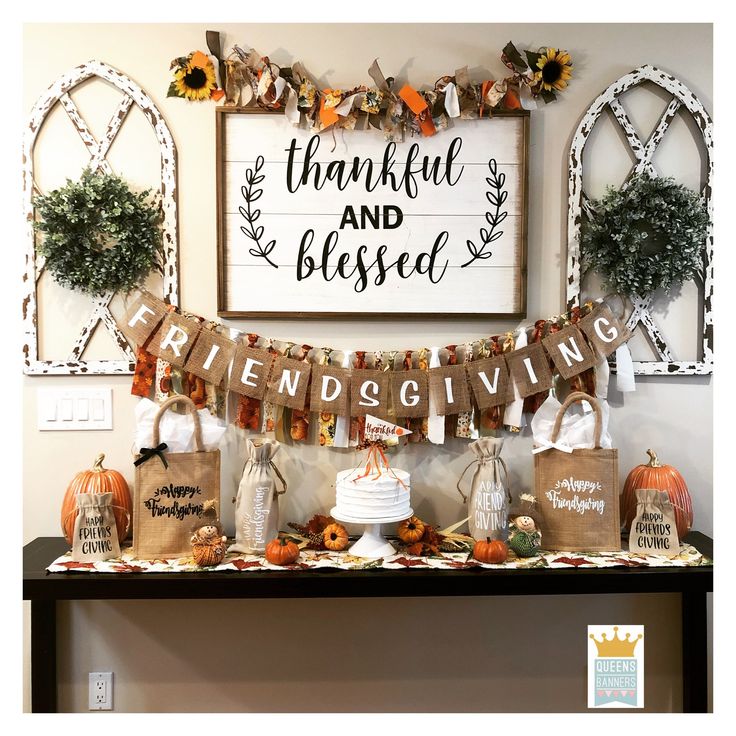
[173,51,217,101]
[535,48,573,92]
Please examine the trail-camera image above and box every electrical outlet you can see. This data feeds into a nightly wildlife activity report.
[89,672,113,711]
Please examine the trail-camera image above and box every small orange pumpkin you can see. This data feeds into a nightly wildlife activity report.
[398,516,425,544]
[621,449,693,539]
[264,537,300,566]
[61,453,132,545]
[472,538,508,564]
[323,523,349,551]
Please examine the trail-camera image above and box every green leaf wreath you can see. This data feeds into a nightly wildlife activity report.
[33,169,163,296]
[580,173,709,297]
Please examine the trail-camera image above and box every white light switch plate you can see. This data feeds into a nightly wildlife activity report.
[37,388,113,430]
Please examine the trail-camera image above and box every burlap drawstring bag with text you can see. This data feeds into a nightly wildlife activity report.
[628,488,680,557]
[229,438,287,555]
[457,437,512,542]
[68,492,128,562]
[133,395,220,559]
[533,392,620,552]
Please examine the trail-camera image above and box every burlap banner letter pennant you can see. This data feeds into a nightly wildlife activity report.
[505,343,553,399]
[390,368,429,419]
[183,329,237,385]
[577,303,632,358]
[541,324,597,380]
[467,355,510,409]
[229,346,274,399]
[265,356,312,410]
[429,364,471,414]
[121,291,168,346]
[148,313,200,367]
[351,369,390,418]
[310,364,350,415]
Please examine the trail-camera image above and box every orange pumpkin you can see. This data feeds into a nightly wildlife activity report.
[323,523,349,551]
[472,538,508,564]
[621,449,693,539]
[61,453,132,545]
[264,537,300,566]
[398,516,425,544]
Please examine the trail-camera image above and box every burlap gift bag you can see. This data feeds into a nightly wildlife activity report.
[533,392,620,552]
[69,493,127,562]
[456,437,512,541]
[229,438,287,555]
[628,488,680,556]
[133,395,221,559]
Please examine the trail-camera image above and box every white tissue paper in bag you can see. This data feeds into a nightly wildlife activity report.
[530,393,613,451]
[133,398,228,453]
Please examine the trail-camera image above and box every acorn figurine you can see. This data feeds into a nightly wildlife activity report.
[190,500,228,567]
[508,494,542,558]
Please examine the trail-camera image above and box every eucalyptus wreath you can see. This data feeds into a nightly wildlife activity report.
[580,173,708,297]
[33,169,162,296]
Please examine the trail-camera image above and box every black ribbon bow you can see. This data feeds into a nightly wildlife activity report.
[134,443,169,469]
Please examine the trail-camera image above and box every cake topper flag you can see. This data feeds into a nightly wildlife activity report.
[364,415,412,443]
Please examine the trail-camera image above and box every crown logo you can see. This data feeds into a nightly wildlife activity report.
[589,627,642,657]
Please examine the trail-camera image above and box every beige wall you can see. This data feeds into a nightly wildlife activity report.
[23,22,712,712]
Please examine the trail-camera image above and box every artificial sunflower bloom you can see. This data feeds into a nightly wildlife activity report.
[170,50,218,101]
[535,48,573,92]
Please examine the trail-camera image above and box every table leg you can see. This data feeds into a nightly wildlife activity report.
[30,600,57,713]
[681,591,708,713]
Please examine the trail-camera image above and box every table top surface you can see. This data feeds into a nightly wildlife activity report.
[23,534,712,601]
[23,532,713,600]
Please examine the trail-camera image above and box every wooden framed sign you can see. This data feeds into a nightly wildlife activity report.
[216,108,529,319]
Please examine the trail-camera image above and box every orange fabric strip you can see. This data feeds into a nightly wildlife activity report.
[418,111,436,137]
[319,92,340,127]
[398,84,428,114]
[480,80,493,117]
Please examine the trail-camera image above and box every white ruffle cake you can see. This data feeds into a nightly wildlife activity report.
[333,467,411,521]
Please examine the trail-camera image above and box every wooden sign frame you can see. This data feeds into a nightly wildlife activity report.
[216,107,529,320]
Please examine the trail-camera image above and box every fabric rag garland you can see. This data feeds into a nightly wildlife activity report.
[120,290,635,448]
[173,34,573,140]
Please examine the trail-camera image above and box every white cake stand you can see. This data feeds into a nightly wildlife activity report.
[330,507,413,558]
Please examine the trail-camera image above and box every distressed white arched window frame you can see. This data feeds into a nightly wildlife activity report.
[566,64,713,376]
[23,60,179,375]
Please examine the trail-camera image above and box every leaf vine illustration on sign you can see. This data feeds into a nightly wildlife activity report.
[219,112,528,317]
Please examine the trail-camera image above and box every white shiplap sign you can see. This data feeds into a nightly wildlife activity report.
[217,110,528,318]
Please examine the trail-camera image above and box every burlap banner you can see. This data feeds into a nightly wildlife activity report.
[466,356,510,409]
[229,345,275,398]
[350,369,391,419]
[429,364,472,415]
[184,329,237,385]
[390,369,430,419]
[119,291,633,417]
[310,364,351,415]
[265,356,312,410]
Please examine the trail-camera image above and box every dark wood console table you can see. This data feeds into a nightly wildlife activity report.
[23,533,713,713]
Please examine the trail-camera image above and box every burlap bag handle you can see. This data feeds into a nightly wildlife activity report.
[550,391,603,449]
[152,395,205,452]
